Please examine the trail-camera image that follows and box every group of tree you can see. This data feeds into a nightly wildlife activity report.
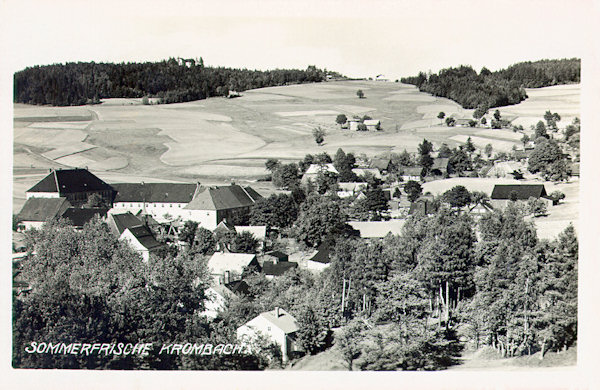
[401,59,580,109]
[14,60,338,106]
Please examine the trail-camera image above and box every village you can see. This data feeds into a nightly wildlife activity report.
[12,99,579,366]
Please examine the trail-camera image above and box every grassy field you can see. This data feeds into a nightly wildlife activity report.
[12,81,580,215]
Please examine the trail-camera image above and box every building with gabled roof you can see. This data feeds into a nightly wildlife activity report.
[369,158,394,173]
[363,119,381,131]
[262,260,298,279]
[237,307,301,362]
[120,225,164,262]
[107,212,145,236]
[111,182,203,222]
[174,185,262,230]
[61,208,109,229]
[490,184,551,208]
[305,242,333,272]
[206,252,260,283]
[26,168,115,206]
[16,197,72,231]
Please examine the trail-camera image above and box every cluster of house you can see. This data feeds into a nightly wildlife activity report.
[15,167,558,363]
[342,118,381,131]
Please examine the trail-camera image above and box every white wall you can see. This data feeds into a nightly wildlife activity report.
[119,229,150,262]
[170,209,218,230]
[26,192,60,199]
[20,221,45,231]
[237,315,288,361]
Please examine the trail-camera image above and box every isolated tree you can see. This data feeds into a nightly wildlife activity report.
[265,158,280,173]
[544,110,561,131]
[549,190,566,205]
[437,112,446,124]
[356,89,365,99]
[484,144,493,158]
[521,134,530,148]
[527,197,548,217]
[357,123,367,131]
[313,127,326,145]
[480,117,487,126]
[493,109,501,121]
[336,114,348,126]
[404,180,423,203]
[445,117,456,127]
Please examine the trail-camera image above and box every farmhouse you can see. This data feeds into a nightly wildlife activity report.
[261,260,298,280]
[237,307,301,362]
[430,158,450,176]
[206,252,260,284]
[399,166,422,182]
[26,168,116,207]
[337,182,367,198]
[352,168,382,180]
[16,197,72,231]
[369,158,394,174]
[490,184,551,208]
[112,182,201,220]
[175,185,262,230]
[106,212,145,236]
[305,242,333,272]
[364,119,381,131]
[119,225,164,262]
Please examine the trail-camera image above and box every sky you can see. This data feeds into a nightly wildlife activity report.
[0,0,595,80]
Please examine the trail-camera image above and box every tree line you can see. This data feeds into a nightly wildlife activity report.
[13,59,340,106]
[401,58,580,109]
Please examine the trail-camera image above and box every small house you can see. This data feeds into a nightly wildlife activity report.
[207,252,260,284]
[237,307,301,363]
[490,184,551,208]
[119,225,164,262]
[16,197,72,231]
[363,119,381,131]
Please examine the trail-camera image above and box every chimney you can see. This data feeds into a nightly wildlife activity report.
[275,307,280,317]
[224,270,230,285]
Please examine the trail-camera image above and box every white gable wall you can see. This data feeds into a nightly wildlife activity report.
[119,229,150,262]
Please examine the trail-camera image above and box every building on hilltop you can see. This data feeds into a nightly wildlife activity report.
[26,168,116,207]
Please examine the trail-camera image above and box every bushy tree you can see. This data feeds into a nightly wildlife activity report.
[193,227,216,255]
[528,139,569,181]
[249,194,299,230]
[356,89,365,99]
[265,158,280,173]
[404,180,422,203]
[313,127,326,145]
[230,231,259,254]
[272,163,300,189]
[336,114,348,126]
[293,194,352,247]
[443,186,472,210]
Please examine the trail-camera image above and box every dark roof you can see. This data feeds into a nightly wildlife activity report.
[224,280,250,296]
[432,158,450,171]
[370,158,393,171]
[262,261,298,276]
[113,183,200,203]
[60,208,109,227]
[17,197,71,222]
[400,166,422,176]
[27,169,114,194]
[127,225,164,250]
[110,212,144,235]
[185,185,263,211]
[265,250,289,261]
[309,242,332,264]
[408,199,438,215]
[513,150,532,160]
[491,184,548,200]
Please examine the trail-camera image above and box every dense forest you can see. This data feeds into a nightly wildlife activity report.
[13,58,340,106]
[401,59,580,109]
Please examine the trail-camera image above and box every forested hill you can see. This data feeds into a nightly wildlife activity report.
[401,58,580,109]
[13,58,342,106]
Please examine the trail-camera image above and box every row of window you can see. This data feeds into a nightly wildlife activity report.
[115,202,185,208]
